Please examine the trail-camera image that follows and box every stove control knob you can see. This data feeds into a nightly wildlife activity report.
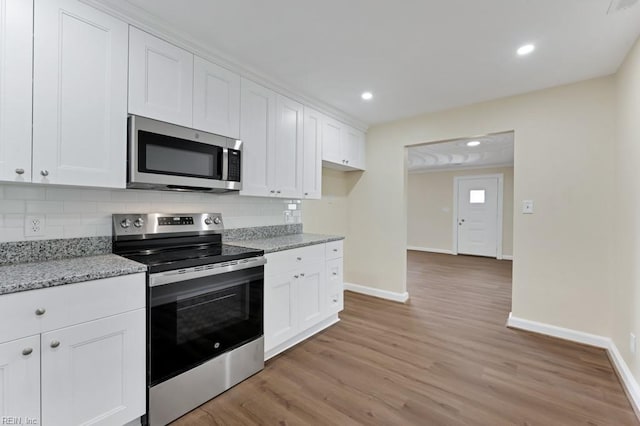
[134,218,144,228]
[120,219,132,229]
[204,217,213,225]
[213,217,222,225]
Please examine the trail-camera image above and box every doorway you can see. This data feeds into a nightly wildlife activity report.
[453,174,504,258]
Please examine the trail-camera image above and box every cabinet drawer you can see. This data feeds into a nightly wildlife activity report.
[325,240,343,260]
[265,244,325,275]
[0,273,145,343]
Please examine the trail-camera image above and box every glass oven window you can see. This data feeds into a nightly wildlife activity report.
[138,130,223,179]
[149,266,263,385]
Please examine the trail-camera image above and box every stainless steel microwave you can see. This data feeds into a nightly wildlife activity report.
[127,115,242,193]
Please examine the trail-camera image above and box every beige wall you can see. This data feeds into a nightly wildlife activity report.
[302,168,354,237]
[407,167,514,256]
[342,76,616,337]
[612,36,640,382]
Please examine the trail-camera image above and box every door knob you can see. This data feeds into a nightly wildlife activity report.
[294,275,299,279]
[22,348,33,356]
[40,170,49,177]
[50,340,60,348]
[300,273,305,277]
[35,308,46,316]
[15,168,24,175]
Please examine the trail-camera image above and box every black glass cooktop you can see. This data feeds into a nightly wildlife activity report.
[122,244,263,273]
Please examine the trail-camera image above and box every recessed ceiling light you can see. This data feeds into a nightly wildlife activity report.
[466,141,481,147]
[517,44,535,56]
[361,92,373,100]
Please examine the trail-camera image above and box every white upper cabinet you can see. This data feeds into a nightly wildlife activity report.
[240,78,304,199]
[303,107,323,199]
[240,78,276,197]
[272,95,304,198]
[129,26,194,128]
[0,0,33,183]
[322,119,366,171]
[343,125,366,170]
[322,117,342,165]
[193,56,240,139]
[32,0,128,188]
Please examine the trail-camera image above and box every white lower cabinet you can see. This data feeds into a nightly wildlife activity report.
[264,242,343,360]
[0,335,41,423]
[0,273,146,426]
[41,309,146,426]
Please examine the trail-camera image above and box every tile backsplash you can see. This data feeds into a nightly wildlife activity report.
[0,184,302,242]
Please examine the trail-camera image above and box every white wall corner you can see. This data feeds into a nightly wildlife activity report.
[507,313,640,419]
[406,246,453,255]
[344,282,409,303]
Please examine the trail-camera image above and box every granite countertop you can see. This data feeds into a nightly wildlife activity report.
[0,254,147,296]
[226,233,344,254]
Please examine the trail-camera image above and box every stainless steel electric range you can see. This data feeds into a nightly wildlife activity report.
[112,213,265,426]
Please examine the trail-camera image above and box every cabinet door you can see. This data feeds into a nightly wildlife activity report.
[193,56,240,139]
[32,0,128,188]
[273,95,303,198]
[129,26,193,127]
[298,261,326,330]
[0,0,32,183]
[344,125,366,170]
[264,272,298,351]
[326,258,344,314]
[0,335,40,424]
[302,107,322,199]
[240,78,276,197]
[322,117,343,164]
[41,309,146,426]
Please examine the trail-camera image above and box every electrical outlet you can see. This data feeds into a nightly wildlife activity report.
[24,215,45,237]
[522,200,534,214]
[631,333,637,355]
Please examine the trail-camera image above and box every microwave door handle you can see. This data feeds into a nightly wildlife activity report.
[221,147,228,181]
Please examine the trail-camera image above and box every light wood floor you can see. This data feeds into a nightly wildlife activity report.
[173,251,638,425]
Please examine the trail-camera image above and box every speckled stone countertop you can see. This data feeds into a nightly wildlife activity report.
[226,233,344,254]
[0,254,147,296]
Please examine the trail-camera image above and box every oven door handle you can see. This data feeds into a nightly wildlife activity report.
[149,256,267,287]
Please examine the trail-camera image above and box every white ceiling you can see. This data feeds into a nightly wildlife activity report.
[98,0,640,125]
[407,132,514,173]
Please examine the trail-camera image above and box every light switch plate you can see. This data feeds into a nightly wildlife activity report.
[522,200,534,214]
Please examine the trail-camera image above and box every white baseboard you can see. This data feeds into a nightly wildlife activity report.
[407,246,453,255]
[507,313,640,418]
[344,282,410,303]
[502,255,513,260]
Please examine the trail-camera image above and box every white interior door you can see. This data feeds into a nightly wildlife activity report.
[456,176,500,257]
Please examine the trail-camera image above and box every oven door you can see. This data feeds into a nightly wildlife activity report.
[148,260,264,386]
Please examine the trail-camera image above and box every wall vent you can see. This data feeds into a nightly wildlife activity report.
[607,0,639,14]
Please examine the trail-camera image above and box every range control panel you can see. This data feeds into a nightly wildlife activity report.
[112,213,223,237]
[158,216,194,226]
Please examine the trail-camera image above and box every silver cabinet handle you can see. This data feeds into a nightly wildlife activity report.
[22,348,33,356]
[276,190,281,194]
[333,272,338,276]
[333,248,338,252]
[332,297,338,302]
[296,257,302,261]
[40,170,49,177]
[50,340,60,348]
[346,160,349,164]
[35,308,46,316]
[294,274,299,279]
[300,273,305,277]
[270,190,275,193]
[15,168,24,175]
[304,192,309,196]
